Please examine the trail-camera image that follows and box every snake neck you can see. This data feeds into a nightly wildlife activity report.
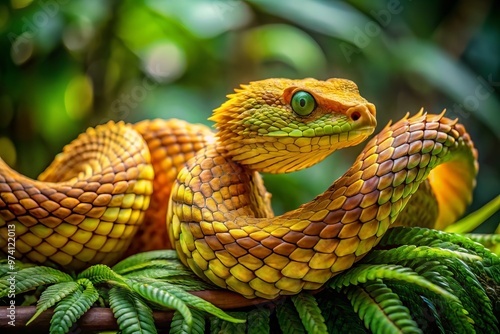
[168,110,477,299]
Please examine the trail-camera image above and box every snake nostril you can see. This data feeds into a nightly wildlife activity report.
[350,111,361,121]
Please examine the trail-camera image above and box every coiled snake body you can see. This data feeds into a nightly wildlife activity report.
[0,78,478,299]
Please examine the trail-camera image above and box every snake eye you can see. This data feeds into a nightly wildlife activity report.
[291,91,316,116]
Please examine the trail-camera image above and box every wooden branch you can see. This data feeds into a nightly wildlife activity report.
[0,290,274,332]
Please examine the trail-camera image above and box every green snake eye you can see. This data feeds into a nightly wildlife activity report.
[291,91,316,116]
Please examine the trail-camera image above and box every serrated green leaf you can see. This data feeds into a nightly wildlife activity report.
[247,307,271,334]
[170,308,205,334]
[127,280,193,331]
[135,278,245,323]
[291,292,328,334]
[276,299,306,334]
[219,312,247,334]
[0,266,72,297]
[364,244,481,265]
[317,289,367,333]
[330,264,458,302]
[78,264,128,285]
[113,250,179,273]
[27,281,80,326]
[49,278,99,334]
[345,280,422,334]
[109,285,157,334]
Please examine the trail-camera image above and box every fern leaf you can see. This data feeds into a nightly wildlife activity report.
[148,274,215,291]
[438,258,498,332]
[218,312,247,334]
[109,285,157,334]
[133,278,245,323]
[364,245,481,265]
[0,261,33,279]
[127,280,193,331]
[0,266,72,297]
[113,250,179,273]
[317,289,368,333]
[345,280,422,334]
[380,227,500,266]
[77,264,128,285]
[170,310,191,334]
[387,281,475,333]
[26,281,80,325]
[276,299,306,334]
[123,267,193,279]
[49,278,99,334]
[170,309,205,334]
[464,233,500,248]
[291,292,328,334]
[117,259,189,275]
[247,307,271,334]
[209,316,223,334]
[329,264,457,302]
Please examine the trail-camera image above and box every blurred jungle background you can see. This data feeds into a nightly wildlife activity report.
[0,0,498,231]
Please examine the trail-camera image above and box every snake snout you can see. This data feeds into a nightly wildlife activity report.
[347,103,377,129]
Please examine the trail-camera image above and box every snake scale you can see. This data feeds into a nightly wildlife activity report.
[0,78,478,299]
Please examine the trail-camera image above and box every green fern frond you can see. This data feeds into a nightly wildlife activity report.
[276,299,306,334]
[116,259,189,275]
[127,280,193,331]
[0,266,72,297]
[438,258,498,332]
[49,278,99,334]
[247,307,271,334]
[329,264,457,302]
[77,264,128,286]
[464,233,500,248]
[133,278,245,324]
[410,258,482,327]
[112,250,179,273]
[209,315,223,334]
[218,312,247,334]
[108,285,157,334]
[0,261,34,279]
[122,267,193,279]
[345,280,422,334]
[170,310,191,334]
[317,290,368,333]
[170,309,205,334]
[380,227,499,265]
[26,281,80,326]
[147,275,215,291]
[291,292,328,334]
[364,244,481,265]
[386,281,475,333]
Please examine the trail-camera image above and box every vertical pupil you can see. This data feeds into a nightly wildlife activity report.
[300,98,306,107]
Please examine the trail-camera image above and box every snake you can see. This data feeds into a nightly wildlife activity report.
[0,78,478,299]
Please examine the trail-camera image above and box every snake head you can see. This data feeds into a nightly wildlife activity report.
[210,78,377,173]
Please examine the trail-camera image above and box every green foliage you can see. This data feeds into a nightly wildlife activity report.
[0,266,72,296]
[276,299,307,334]
[108,285,157,334]
[169,309,205,334]
[27,281,80,325]
[291,292,328,334]
[49,278,99,334]
[247,307,271,334]
[0,225,498,333]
